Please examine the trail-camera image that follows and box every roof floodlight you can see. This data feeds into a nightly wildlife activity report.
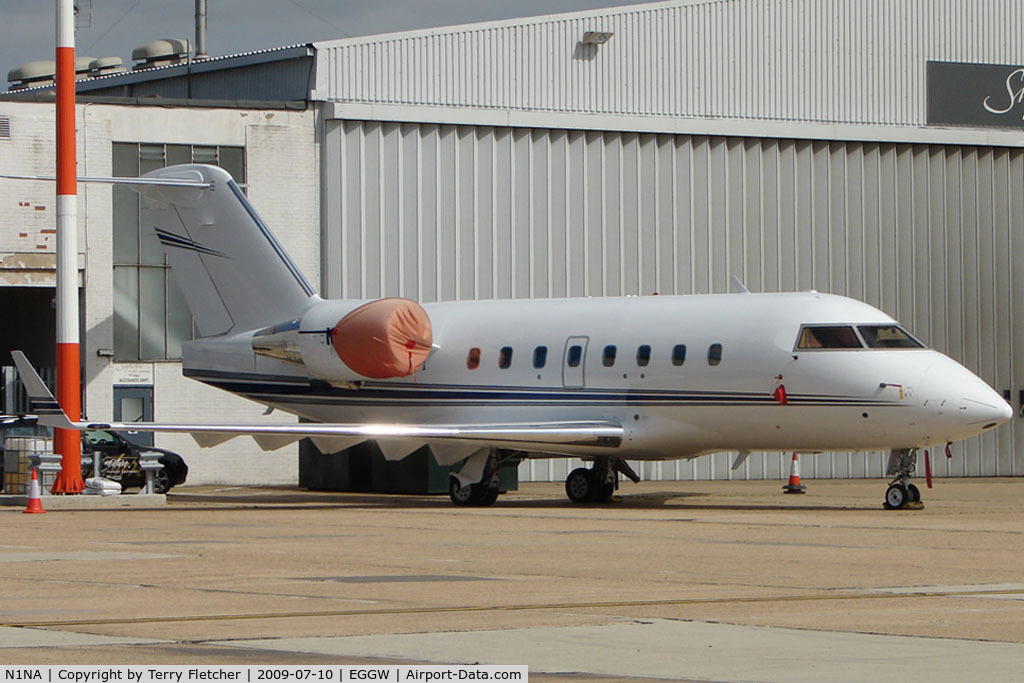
[581,31,614,45]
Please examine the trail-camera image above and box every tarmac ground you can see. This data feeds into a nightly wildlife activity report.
[1,477,1023,682]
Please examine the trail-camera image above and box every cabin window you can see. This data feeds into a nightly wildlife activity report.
[858,325,925,349]
[636,345,651,367]
[466,348,481,370]
[567,345,583,368]
[498,346,513,369]
[708,343,723,366]
[533,346,548,368]
[602,345,617,367]
[796,325,863,349]
[671,344,687,366]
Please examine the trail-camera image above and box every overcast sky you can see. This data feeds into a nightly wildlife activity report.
[2,0,653,80]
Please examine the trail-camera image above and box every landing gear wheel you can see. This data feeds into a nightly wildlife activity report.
[906,483,921,503]
[594,480,615,502]
[448,478,499,507]
[478,486,500,506]
[884,483,908,509]
[449,478,481,506]
[565,468,596,503]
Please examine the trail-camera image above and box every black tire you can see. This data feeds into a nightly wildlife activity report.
[595,480,615,501]
[152,468,172,494]
[884,483,907,509]
[478,486,500,506]
[906,483,921,503]
[565,468,595,503]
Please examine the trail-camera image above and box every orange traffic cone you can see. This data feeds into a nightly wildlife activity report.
[782,453,805,494]
[23,468,46,514]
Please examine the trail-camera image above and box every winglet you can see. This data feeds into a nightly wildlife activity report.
[10,351,76,429]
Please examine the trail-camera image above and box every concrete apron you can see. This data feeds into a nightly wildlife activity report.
[0,493,166,508]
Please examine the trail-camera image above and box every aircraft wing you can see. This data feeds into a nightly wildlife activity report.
[11,352,622,460]
[1,414,37,427]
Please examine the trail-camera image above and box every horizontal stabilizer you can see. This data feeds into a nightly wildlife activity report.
[0,173,212,188]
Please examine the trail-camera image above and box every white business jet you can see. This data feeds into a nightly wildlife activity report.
[13,164,1012,508]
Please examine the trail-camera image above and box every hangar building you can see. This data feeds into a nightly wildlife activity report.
[1,0,1022,485]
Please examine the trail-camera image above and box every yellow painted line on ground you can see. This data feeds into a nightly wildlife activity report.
[4,588,1023,629]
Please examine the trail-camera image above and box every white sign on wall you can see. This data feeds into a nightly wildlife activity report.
[111,363,154,386]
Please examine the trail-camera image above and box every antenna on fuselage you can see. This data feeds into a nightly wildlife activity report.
[730,275,751,294]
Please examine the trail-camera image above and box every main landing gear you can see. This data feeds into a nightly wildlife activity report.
[449,477,499,506]
[448,450,522,507]
[565,457,640,504]
[883,448,923,510]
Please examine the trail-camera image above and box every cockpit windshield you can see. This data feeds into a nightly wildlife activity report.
[795,324,925,350]
[857,324,924,348]
[796,326,862,349]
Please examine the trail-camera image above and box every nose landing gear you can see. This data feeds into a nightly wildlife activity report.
[884,448,924,510]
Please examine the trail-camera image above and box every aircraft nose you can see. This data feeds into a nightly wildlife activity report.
[960,380,1013,429]
[920,354,1012,436]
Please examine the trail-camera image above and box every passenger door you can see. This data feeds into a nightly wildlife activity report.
[562,336,589,388]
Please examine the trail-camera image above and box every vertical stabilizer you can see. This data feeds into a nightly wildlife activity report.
[138,164,317,337]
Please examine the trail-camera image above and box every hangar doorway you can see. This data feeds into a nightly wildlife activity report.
[113,386,153,447]
[0,287,56,369]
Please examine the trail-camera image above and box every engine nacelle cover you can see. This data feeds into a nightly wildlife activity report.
[330,298,433,379]
[288,298,433,382]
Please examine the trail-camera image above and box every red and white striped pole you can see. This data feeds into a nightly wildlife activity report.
[52,0,84,493]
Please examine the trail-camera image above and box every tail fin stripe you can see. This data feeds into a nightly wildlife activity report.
[227,181,315,297]
[154,227,227,258]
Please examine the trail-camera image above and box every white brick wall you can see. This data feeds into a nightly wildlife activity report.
[246,111,320,288]
[0,103,67,267]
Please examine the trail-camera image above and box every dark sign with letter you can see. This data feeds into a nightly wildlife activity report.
[927,60,1024,128]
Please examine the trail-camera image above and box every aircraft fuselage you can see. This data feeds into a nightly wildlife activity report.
[181,291,1010,461]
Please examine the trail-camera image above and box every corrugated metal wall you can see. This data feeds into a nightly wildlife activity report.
[315,0,1024,126]
[323,118,1022,481]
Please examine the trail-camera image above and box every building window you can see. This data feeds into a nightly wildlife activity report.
[671,344,687,366]
[708,343,723,366]
[533,346,548,369]
[467,347,481,370]
[112,142,245,361]
[498,346,513,369]
[636,345,651,367]
[602,345,617,367]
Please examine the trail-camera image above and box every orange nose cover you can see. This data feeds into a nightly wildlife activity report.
[331,298,433,378]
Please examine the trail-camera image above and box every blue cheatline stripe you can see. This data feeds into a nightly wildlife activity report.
[183,370,899,409]
[227,180,316,297]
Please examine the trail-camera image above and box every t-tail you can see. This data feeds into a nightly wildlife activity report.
[138,164,319,337]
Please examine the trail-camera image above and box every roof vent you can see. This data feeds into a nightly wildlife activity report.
[75,56,96,81]
[132,38,191,70]
[6,60,56,91]
[89,56,126,77]
[0,116,10,139]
